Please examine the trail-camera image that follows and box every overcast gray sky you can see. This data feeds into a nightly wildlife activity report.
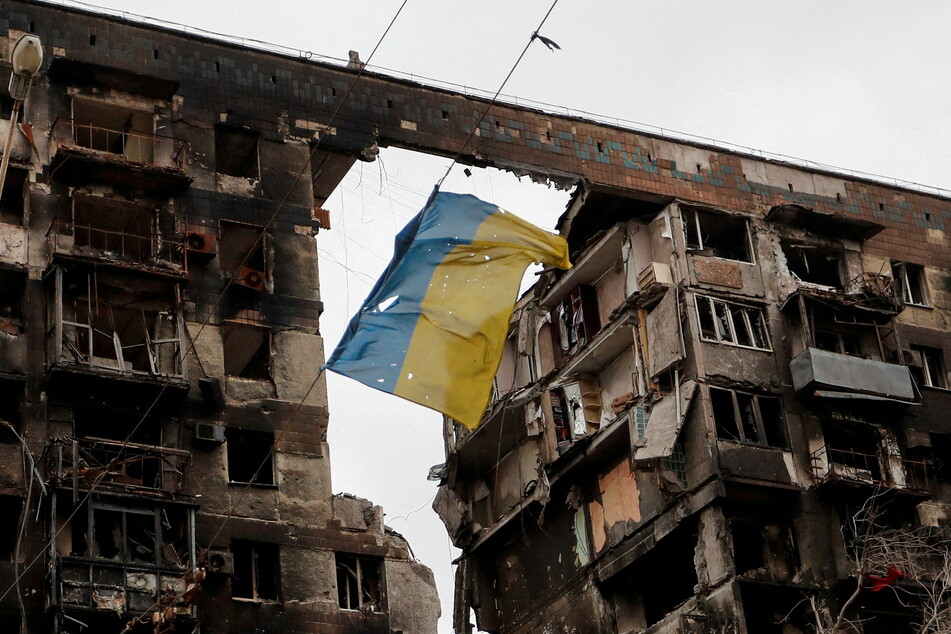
[55,2,951,630]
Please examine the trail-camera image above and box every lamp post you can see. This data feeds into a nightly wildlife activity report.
[0,33,43,198]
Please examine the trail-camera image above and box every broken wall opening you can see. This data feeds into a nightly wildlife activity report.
[781,240,843,288]
[215,126,259,179]
[221,322,270,379]
[0,167,27,224]
[226,427,274,485]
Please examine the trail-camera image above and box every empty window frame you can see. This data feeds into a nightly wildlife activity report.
[781,241,843,287]
[892,262,929,306]
[814,329,862,357]
[226,428,275,486]
[0,379,23,432]
[219,221,267,283]
[215,126,259,179]
[231,541,280,601]
[222,322,271,379]
[710,387,786,448]
[909,345,946,389]
[0,269,26,327]
[335,553,382,611]
[695,295,770,350]
[682,208,753,263]
[0,167,27,224]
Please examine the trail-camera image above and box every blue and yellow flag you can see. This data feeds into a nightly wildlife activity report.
[325,191,571,428]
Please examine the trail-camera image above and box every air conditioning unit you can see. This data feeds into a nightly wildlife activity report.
[195,422,225,445]
[638,262,673,289]
[902,349,923,367]
[206,549,234,575]
[237,267,266,291]
[185,231,216,255]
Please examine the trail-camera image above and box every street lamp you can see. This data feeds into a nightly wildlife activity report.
[0,33,44,199]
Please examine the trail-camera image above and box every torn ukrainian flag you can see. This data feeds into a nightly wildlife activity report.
[324,191,571,429]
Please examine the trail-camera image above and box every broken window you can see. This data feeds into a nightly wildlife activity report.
[551,285,599,356]
[71,99,156,164]
[908,345,946,389]
[215,126,259,179]
[54,269,184,376]
[814,329,862,357]
[0,269,26,330]
[0,495,21,560]
[892,262,929,306]
[781,240,843,287]
[928,434,951,482]
[335,553,382,612]
[231,540,280,601]
[0,166,27,224]
[219,221,267,292]
[731,519,798,579]
[69,196,157,265]
[711,388,786,448]
[683,207,753,262]
[226,428,275,486]
[820,420,882,483]
[696,295,770,350]
[222,322,271,379]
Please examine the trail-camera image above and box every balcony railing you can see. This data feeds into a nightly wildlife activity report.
[52,118,187,169]
[56,557,192,615]
[47,219,186,274]
[48,437,191,495]
[811,445,928,491]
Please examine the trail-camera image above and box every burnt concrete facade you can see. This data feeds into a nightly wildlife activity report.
[0,2,440,632]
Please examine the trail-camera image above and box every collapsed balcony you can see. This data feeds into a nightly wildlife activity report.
[47,436,191,496]
[47,267,187,387]
[47,197,186,277]
[811,446,928,493]
[48,114,191,195]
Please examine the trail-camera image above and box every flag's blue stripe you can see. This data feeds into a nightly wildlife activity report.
[325,192,499,392]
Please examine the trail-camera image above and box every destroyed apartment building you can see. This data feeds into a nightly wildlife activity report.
[0,2,443,632]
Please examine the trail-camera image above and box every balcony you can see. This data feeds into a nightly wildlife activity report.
[810,445,929,492]
[49,118,191,195]
[56,558,192,615]
[48,437,191,496]
[790,347,919,405]
[47,219,186,277]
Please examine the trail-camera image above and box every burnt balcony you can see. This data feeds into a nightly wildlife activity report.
[810,445,929,493]
[49,118,191,195]
[56,558,193,616]
[791,347,920,406]
[47,219,186,277]
[48,436,191,496]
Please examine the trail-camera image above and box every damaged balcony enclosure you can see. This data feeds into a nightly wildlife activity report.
[47,195,186,276]
[48,100,191,196]
[51,493,196,618]
[47,266,187,386]
[791,347,919,405]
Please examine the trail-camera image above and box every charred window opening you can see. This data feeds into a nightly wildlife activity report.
[815,329,862,356]
[0,269,26,327]
[55,270,183,376]
[73,406,161,446]
[71,99,155,163]
[551,285,599,356]
[222,322,270,379]
[892,262,929,306]
[0,495,21,560]
[0,166,27,224]
[219,222,267,292]
[55,498,191,569]
[0,379,23,434]
[683,208,753,262]
[928,434,951,482]
[821,420,882,482]
[336,553,382,611]
[231,540,279,601]
[696,295,770,350]
[215,126,259,179]
[70,197,157,263]
[711,387,786,448]
[908,345,945,389]
[226,428,274,486]
[781,240,843,287]
[603,522,698,629]
[731,519,798,579]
